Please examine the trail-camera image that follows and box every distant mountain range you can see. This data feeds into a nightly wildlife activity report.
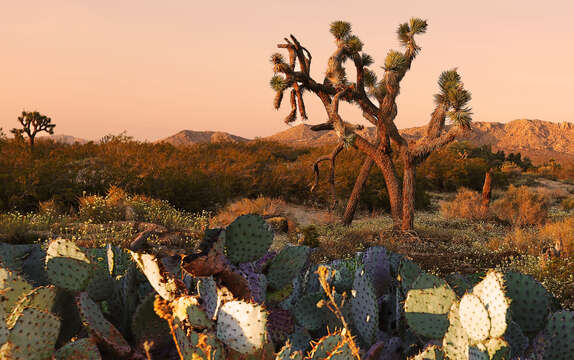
[159,119,573,164]
[39,119,574,164]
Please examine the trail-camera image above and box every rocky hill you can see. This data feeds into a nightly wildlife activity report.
[157,130,248,146]
[263,119,574,164]
[158,119,573,164]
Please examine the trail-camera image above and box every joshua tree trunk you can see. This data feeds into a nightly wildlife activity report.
[401,156,416,231]
[342,156,373,225]
[481,169,493,211]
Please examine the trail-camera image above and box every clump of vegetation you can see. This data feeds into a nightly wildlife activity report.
[439,188,489,220]
[491,185,550,226]
[561,196,574,211]
[214,196,285,227]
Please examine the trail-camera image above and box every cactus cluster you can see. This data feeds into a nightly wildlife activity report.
[0,214,572,360]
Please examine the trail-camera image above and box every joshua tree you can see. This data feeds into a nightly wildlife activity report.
[269,19,472,231]
[11,111,55,152]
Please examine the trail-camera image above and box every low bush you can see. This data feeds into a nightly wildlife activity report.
[214,196,286,227]
[491,185,549,226]
[561,197,574,211]
[438,188,489,220]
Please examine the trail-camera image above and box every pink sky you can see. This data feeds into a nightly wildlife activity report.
[0,0,573,141]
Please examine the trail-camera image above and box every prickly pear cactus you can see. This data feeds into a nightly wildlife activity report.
[502,321,528,357]
[267,308,294,344]
[443,303,469,360]
[6,285,57,328]
[131,292,171,349]
[0,267,33,315]
[538,310,574,360]
[76,292,131,357]
[363,246,391,297]
[351,267,379,346]
[216,300,267,354]
[225,214,273,264]
[398,258,422,293]
[503,271,550,334]
[173,295,213,330]
[45,238,94,292]
[0,307,61,360]
[410,345,445,360]
[267,245,310,290]
[198,276,220,319]
[275,342,303,360]
[472,270,509,338]
[459,294,491,342]
[404,274,457,339]
[130,251,181,301]
[484,338,510,360]
[55,338,102,360]
[308,332,342,360]
[293,292,327,331]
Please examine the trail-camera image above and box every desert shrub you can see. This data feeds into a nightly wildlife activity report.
[439,188,489,220]
[486,227,547,255]
[214,196,286,227]
[539,216,574,257]
[561,197,574,211]
[491,185,549,226]
[38,199,62,218]
[78,194,123,223]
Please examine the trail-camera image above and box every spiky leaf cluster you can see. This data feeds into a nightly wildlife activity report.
[270,75,288,92]
[361,53,374,67]
[330,21,352,40]
[363,69,378,88]
[383,50,407,72]
[433,69,473,129]
[345,35,363,53]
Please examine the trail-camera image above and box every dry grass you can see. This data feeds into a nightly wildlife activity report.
[561,197,574,211]
[439,188,489,220]
[486,227,547,255]
[491,185,549,226]
[213,196,286,227]
[539,216,574,257]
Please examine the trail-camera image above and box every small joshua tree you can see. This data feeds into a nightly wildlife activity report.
[270,19,472,231]
[11,110,55,152]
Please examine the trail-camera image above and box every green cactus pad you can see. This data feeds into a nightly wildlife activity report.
[503,271,549,334]
[351,267,379,345]
[2,307,61,360]
[484,338,510,360]
[446,272,473,297]
[540,310,574,360]
[329,259,355,293]
[268,283,294,305]
[468,344,489,360]
[131,292,171,349]
[443,303,469,360]
[472,270,509,338]
[363,246,391,297]
[0,267,33,316]
[293,292,327,331]
[76,292,131,357]
[0,311,7,344]
[197,276,219,319]
[398,258,422,293]
[216,300,267,354]
[6,285,57,328]
[225,214,273,264]
[55,338,102,360]
[325,341,354,360]
[411,345,445,360]
[130,251,181,301]
[502,321,528,357]
[45,238,93,292]
[459,294,491,342]
[404,281,456,339]
[173,295,213,329]
[85,248,115,302]
[287,326,312,352]
[21,245,49,286]
[412,273,449,290]
[276,342,304,359]
[267,245,310,290]
[309,333,342,360]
